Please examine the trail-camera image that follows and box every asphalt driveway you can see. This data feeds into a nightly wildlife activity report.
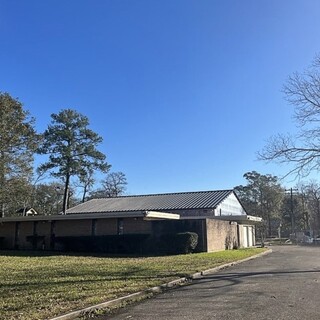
[96,246,320,320]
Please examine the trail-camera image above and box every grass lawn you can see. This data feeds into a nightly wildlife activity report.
[0,248,266,320]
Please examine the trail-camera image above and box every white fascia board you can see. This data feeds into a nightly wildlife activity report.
[214,215,263,224]
[144,211,180,220]
[245,215,263,222]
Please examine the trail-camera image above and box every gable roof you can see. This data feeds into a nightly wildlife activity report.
[66,190,234,214]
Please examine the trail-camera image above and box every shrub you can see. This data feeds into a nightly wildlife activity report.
[146,232,198,255]
[176,232,198,253]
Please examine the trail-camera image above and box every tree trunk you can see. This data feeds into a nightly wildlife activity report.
[1,203,4,218]
[81,184,88,203]
[62,174,70,214]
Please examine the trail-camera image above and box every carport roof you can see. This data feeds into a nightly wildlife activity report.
[66,190,234,214]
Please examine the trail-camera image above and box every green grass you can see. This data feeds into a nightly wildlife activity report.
[0,248,266,320]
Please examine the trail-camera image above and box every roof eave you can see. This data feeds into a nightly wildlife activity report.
[0,210,181,222]
[214,215,263,224]
[144,211,180,220]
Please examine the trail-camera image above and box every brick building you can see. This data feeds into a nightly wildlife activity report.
[0,190,261,252]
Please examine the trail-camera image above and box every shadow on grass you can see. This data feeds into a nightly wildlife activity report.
[0,249,170,258]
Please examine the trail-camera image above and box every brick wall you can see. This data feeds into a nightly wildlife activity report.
[206,219,238,252]
[0,217,244,253]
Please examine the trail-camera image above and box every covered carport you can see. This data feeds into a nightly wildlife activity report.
[215,215,262,248]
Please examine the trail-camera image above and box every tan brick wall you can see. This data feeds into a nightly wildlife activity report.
[95,219,117,235]
[0,222,16,249]
[55,220,91,237]
[206,219,238,252]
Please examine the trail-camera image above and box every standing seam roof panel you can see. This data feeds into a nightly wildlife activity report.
[66,190,234,214]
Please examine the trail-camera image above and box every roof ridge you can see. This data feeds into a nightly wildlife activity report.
[96,189,234,200]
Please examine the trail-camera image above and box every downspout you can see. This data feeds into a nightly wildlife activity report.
[237,224,240,248]
[202,219,207,252]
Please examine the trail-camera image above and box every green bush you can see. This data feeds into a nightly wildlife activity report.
[146,232,198,255]
[176,232,198,253]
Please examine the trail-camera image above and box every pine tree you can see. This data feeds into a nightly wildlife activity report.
[38,109,109,213]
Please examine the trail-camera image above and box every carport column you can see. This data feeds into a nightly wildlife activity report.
[202,219,208,252]
[14,221,20,249]
[91,219,97,236]
[50,221,55,250]
[32,221,38,250]
[237,224,240,248]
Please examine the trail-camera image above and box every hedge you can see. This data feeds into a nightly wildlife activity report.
[54,232,198,255]
[55,234,149,254]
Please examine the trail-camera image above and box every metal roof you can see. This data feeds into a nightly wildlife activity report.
[66,190,234,214]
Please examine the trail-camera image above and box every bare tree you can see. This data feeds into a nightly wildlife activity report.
[102,172,127,197]
[259,54,320,177]
[299,181,320,236]
[90,172,127,198]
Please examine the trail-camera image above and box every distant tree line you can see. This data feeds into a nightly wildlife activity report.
[247,54,320,239]
[235,171,320,239]
[0,92,127,217]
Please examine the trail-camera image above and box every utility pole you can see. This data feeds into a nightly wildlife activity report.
[285,188,298,235]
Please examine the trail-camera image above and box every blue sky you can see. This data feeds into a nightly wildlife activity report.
[1,0,320,195]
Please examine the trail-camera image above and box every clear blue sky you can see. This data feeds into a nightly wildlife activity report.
[1,0,320,195]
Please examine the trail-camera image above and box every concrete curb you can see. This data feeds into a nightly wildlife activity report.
[49,248,272,320]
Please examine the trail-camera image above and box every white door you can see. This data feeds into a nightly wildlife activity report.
[247,226,253,247]
[243,226,248,248]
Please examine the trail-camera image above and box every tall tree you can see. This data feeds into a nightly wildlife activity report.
[38,109,109,213]
[259,55,320,177]
[0,92,38,217]
[235,171,284,237]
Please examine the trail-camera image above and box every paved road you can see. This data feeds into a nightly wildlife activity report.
[97,246,320,320]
